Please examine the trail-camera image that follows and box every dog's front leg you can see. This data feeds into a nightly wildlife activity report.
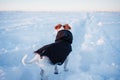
[64,57,69,71]
[54,64,58,74]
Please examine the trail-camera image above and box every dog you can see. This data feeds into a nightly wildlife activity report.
[22,24,73,80]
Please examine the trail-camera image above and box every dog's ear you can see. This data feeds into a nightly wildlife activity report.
[64,24,71,30]
[55,24,62,30]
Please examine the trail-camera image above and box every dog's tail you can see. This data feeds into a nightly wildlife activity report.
[22,54,28,66]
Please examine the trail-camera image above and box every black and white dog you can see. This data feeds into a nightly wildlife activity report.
[22,24,73,80]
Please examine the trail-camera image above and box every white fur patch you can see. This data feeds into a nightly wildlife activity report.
[22,54,54,75]
[36,56,54,75]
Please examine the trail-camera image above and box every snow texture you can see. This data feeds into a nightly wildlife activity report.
[0,11,120,80]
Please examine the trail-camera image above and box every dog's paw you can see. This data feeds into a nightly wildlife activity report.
[54,71,59,74]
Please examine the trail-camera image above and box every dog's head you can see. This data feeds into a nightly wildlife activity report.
[55,24,71,31]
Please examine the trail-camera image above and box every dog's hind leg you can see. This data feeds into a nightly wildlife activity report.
[54,64,58,74]
[40,69,44,80]
[40,69,48,80]
[40,70,48,80]
[64,57,69,71]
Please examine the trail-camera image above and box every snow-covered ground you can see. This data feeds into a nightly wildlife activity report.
[0,11,120,80]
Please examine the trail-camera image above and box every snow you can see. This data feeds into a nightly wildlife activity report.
[0,11,120,80]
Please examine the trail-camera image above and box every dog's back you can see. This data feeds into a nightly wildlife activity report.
[44,41,72,65]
